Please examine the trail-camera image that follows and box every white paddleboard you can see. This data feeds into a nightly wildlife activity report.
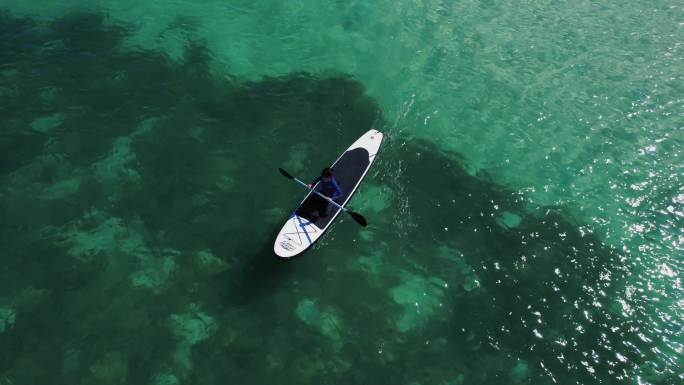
[274,129,384,259]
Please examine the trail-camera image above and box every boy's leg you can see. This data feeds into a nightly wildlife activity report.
[316,195,328,217]
[323,198,341,217]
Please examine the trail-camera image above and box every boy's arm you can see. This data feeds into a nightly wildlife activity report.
[331,180,343,200]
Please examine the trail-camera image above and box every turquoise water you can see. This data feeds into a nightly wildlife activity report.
[0,1,682,384]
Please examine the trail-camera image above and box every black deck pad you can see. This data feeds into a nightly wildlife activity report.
[296,147,370,228]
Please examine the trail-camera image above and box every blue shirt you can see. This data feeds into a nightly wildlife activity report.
[312,176,343,200]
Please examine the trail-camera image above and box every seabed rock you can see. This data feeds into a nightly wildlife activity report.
[437,246,480,292]
[355,184,393,214]
[170,304,218,371]
[38,86,61,102]
[390,274,446,332]
[510,359,529,382]
[262,207,287,223]
[14,286,49,310]
[0,307,16,334]
[495,211,522,229]
[93,136,141,186]
[195,249,230,276]
[58,211,178,291]
[448,373,465,385]
[30,113,63,133]
[88,351,128,385]
[130,252,176,291]
[358,229,375,241]
[153,372,180,385]
[62,349,80,375]
[462,275,480,292]
[295,299,344,349]
[355,248,384,275]
[41,177,81,200]
[284,143,310,173]
[170,304,218,345]
[59,213,139,262]
[215,175,235,192]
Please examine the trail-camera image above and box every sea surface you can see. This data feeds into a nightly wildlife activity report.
[0,1,682,384]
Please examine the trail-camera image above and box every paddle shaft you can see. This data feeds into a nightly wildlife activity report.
[290,177,349,212]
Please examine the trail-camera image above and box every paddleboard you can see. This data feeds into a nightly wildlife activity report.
[274,129,384,259]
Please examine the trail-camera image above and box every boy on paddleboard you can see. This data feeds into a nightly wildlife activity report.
[307,167,343,218]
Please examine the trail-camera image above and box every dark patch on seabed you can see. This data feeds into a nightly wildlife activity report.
[0,11,676,385]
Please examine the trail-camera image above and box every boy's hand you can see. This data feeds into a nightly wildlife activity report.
[306,184,312,189]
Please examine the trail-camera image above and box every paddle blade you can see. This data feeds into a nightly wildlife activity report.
[278,167,294,179]
[348,210,367,227]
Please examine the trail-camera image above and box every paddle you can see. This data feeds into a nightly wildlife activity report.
[278,167,367,227]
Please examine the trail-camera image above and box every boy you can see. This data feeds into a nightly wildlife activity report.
[306,167,343,218]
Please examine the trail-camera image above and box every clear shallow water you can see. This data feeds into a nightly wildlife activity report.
[0,2,682,385]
